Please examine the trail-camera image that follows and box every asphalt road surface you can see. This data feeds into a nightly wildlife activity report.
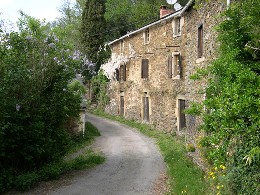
[9,113,166,195]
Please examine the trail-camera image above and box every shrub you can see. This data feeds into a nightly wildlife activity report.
[189,1,260,194]
[0,14,83,191]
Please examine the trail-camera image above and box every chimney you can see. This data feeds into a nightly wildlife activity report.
[160,5,174,18]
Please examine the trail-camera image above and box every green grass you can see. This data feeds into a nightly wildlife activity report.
[9,121,105,192]
[92,109,208,195]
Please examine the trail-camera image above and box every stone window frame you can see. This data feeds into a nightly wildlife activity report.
[168,52,182,79]
[144,28,150,44]
[141,59,149,80]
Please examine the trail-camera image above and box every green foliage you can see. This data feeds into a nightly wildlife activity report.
[91,70,109,110]
[105,0,165,41]
[189,0,260,194]
[0,121,104,193]
[15,172,39,191]
[92,110,209,194]
[81,0,106,71]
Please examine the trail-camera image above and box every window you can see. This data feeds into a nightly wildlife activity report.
[141,59,149,79]
[115,68,119,81]
[168,53,181,79]
[174,18,181,35]
[119,64,126,82]
[198,24,203,58]
[144,28,150,44]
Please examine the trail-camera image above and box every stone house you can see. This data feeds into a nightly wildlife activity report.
[101,0,226,145]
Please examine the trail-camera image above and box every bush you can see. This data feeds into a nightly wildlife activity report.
[15,172,39,191]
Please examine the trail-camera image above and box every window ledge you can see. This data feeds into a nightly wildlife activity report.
[173,75,180,80]
[173,34,181,38]
[196,57,205,64]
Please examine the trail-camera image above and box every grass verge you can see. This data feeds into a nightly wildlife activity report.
[92,109,208,195]
[7,121,105,192]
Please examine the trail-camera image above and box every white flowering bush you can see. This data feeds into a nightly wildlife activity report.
[0,15,83,192]
[100,53,129,80]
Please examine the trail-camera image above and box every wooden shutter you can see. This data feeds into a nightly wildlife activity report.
[179,99,186,129]
[177,54,182,77]
[198,25,203,58]
[143,97,149,122]
[141,59,149,79]
[168,55,172,78]
[120,96,124,116]
[123,65,126,81]
[115,68,119,81]
[173,55,178,77]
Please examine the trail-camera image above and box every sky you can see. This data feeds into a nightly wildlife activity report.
[0,0,76,24]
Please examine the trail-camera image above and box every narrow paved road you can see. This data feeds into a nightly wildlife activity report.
[7,113,166,195]
[51,113,166,195]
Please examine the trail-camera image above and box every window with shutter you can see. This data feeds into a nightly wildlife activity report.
[141,59,149,79]
[198,24,203,58]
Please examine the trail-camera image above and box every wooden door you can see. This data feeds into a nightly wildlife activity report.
[179,99,186,129]
[143,97,149,122]
[120,96,124,116]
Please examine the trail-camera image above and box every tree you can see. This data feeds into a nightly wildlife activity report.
[81,0,106,72]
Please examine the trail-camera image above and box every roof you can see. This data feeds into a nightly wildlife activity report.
[108,0,194,46]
